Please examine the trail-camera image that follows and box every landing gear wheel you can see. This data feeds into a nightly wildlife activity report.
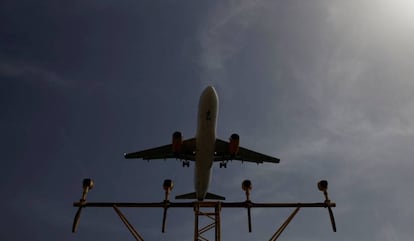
[182,161,190,168]
[219,162,227,168]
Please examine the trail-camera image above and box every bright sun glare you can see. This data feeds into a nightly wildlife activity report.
[380,0,414,26]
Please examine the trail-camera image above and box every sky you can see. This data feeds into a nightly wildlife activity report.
[1,0,414,240]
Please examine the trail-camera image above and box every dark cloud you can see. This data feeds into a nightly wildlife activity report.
[2,0,414,241]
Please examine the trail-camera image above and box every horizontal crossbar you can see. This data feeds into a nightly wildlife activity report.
[73,201,336,209]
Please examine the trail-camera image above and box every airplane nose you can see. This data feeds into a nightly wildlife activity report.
[206,86,214,91]
[199,85,218,108]
[203,86,217,97]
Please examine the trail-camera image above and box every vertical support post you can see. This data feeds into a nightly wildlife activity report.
[215,202,221,241]
[242,180,253,232]
[193,202,222,241]
[162,179,173,233]
[318,180,337,232]
[247,204,252,232]
[194,203,199,241]
[72,178,94,233]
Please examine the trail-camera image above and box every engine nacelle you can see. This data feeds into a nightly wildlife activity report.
[229,133,240,156]
[172,131,183,153]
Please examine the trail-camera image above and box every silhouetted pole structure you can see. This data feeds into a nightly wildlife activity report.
[72,179,337,241]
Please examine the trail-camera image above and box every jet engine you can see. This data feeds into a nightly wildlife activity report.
[229,133,240,156]
[172,131,183,153]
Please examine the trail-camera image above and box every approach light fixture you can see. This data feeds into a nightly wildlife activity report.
[318,180,328,192]
[242,179,252,191]
[163,179,174,191]
[82,178,94,190]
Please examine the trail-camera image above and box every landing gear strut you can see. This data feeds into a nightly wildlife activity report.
[219,161,227,168]
[182,160,190,167]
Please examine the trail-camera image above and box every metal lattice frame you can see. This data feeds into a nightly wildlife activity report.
[72,179,336,241]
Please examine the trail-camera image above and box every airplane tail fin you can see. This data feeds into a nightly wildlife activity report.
[175,192,225,201]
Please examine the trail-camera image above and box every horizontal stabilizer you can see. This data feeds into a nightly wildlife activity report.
[175,192,197,200]
[205,192,225,200]
[175,192,226,200]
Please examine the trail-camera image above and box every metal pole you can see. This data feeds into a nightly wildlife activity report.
[269,207,301,241]
[194,203,199,241]
[215,202,221,241]
[113,205,145,241]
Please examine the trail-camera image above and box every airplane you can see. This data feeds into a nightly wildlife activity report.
[124,86,280,201]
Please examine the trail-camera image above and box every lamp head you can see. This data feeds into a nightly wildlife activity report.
[163,179,174,191]
[242,180,252,191]
[318,180,328,192]
[82,178,94,190]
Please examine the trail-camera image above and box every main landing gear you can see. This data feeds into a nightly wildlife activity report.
[182,160,190,167]
[219,161,227,168]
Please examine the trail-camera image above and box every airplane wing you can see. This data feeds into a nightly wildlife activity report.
[124,138,196,161]
[214,139,280,164]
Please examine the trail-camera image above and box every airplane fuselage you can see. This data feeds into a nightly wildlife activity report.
[124,85,279,201]
[194,86,218,200]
